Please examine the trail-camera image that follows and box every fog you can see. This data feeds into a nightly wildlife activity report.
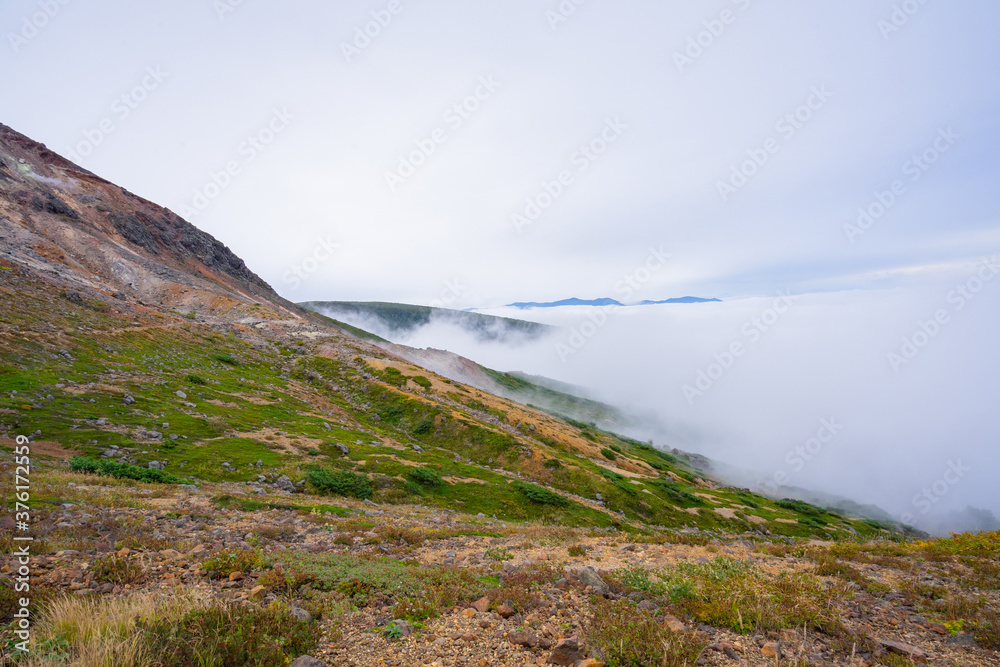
[369,275,1000,534]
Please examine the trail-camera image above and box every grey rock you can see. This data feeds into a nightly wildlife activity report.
[175,390,187,399]
[288,657,326,667]
[148,461,164,470]
[291,606,313,623]
[335,443,350,456]
[122,394,135,405]
[274,475,296,493]
[178,484,199,493]
[945,634,977,647]
[577,566,609,595]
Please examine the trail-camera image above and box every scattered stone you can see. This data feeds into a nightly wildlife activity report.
[248,585,267,601]
[288,656,325,667]
[472,596,490,613]
[175,390,187,399]
[123,394,135,405]
[548,636,583,666]
[880,640,927,663]
[577,566,609,595]
[291,606,312,623]
[761,642,780,658]
[497,604,515,618]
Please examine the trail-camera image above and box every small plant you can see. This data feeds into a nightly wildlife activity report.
[411,376,432,389]
[213,353,240,366]
[543,458,563,469]
[485,547,514,562]
[600,448,617,460]
[585,598,707,667]
[568,544,588,557]
[91,554,145,585]
[186,373,207,385]
[185,311,197,320]
[201,548,266,578]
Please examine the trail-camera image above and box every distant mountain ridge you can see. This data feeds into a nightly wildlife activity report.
[506,296,721,309]
[299,300,553,344]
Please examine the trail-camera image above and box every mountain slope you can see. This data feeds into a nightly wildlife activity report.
[3,124,998,667]
[300,300,553,343]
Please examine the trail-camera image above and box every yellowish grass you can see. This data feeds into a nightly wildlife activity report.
[12,589,209,667]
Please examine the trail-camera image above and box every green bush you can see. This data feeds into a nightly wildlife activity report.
[381,367,407,387]
[68,456,181,485]
[307,467,373,499]
[408,466,443,488]
[202,548,267,578]
[412,376,432,389]
[186,373,207,385]
[140,602,319,666]
[775,498,826,518]
[650,478,703,506]
[513,481,568,507]
[600,448,617,460]
[412,417,435,435]
[213,353,240,366]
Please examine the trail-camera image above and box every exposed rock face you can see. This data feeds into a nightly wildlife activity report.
[0,122,292,315]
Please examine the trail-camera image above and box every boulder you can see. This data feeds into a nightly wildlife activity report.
[548,636,583,666]
[577,566,609,595]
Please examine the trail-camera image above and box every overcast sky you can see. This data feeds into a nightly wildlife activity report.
[4,1,999,529]
[3,0,999,306]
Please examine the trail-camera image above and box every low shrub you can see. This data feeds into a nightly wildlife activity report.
[91,554,145,585]
[140,601,319,666]
[201,548,266,578]
[68,456,181,485]
[585,599,708,667]
[408,466,443,488]
[513,481,568,507]
[307,467,373,499]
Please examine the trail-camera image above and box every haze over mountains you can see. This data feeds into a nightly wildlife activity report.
[507,296,721,309]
